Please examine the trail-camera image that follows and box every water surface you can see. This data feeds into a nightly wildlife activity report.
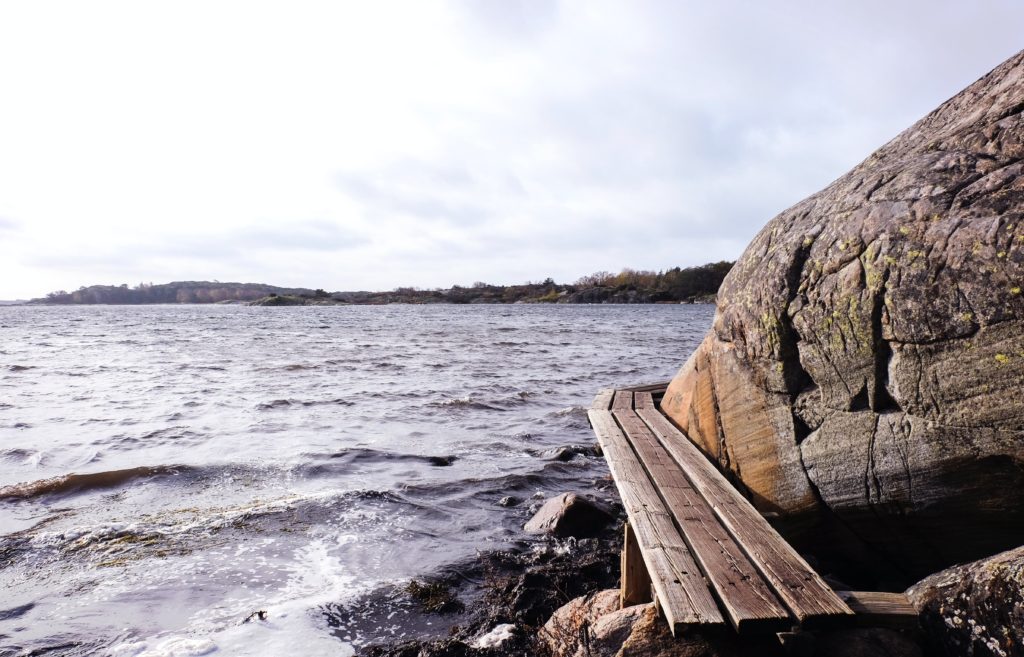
[0,304,712,656]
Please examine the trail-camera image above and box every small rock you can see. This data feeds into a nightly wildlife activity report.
[524,493,614,538]
[544,445,596,462]
[427,456,457,467]
[498,496,520,507]
[242,610,268,623]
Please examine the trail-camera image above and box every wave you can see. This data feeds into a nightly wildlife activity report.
[0,465,188,501]
[256,397,355,410]
[430,391,532,412]
[7,364,34,372]
[297,448,458,476]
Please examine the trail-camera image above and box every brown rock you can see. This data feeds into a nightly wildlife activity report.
[524,492,614,538]
[662,49,1024,577]
[907,544,1024,657]
[538,590,781,657]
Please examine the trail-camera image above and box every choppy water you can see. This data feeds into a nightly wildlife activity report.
[0,304,712,657]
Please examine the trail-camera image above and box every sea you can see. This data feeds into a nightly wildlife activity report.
[0,304,712,657]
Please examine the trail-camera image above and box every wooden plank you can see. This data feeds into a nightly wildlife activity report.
[836,591,919,630]
[612,390,634,411]
[591,388,615,411]
[623,381,672,393]
[589,409,724,633]
[615,408,791,633]
[621,522,652,608]
[634,391,654,409]
[637,407,854,628]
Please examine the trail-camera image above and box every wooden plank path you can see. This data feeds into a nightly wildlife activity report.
[589,385,915,636]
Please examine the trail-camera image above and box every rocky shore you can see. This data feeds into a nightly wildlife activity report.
[350,493,623,657]
[359,49,1024,657]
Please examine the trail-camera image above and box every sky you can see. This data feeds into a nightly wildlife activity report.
[0,2,1022,299]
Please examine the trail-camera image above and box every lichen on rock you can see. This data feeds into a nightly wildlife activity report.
[661,49,1024,580]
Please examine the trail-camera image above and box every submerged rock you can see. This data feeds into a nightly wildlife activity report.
[661,49,1024,578]
[907,544,1024,657]
[524,492,614,538]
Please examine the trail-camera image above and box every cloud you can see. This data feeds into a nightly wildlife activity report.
[1,1,1023,298]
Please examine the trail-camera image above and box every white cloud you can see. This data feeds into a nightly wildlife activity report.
[0,0,1021,298]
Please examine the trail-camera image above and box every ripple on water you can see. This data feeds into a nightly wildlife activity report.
[0,303,714,654]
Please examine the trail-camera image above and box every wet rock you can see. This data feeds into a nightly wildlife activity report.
[907,544,1024,657]
[544,445,596,461]
[428,456,458,467]
[354,523,622,655]
[523,493,614,538]
[661,49,1024,577]
[498,496,520,507]
[363,639,471,657]
[405,579,465,614]
[539,589,780,657]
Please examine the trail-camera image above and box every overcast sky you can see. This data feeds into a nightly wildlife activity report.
[0,1,1021,298]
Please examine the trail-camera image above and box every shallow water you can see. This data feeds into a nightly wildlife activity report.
[0,304,712,656]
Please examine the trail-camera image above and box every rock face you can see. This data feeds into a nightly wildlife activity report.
[524,493,614,538]
[661,50,1024,578]
[907,545,1024,657]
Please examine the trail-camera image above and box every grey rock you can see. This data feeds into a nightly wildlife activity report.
[523,492,613,538]
[498,495,520,507]
[662,49,1024,576]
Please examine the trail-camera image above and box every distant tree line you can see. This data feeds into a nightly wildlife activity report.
[37,281,317,305]
[33,261,734,305]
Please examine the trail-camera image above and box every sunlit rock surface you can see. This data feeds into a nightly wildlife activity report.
[662,49,1024,578]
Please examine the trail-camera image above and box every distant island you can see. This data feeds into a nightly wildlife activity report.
[29,262,733,306]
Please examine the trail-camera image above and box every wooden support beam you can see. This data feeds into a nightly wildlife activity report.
[836,591,919,630]
[621,521,652,608]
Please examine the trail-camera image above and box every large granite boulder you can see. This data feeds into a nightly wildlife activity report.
[662,49,1024,578]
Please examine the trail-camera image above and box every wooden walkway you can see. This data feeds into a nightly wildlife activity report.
[589,384,916,636]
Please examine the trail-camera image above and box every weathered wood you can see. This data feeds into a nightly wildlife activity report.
[836,591,919,630]
[591,388,615,411]
[615,408,791,633]
[637,406,854,627]
[612,390,634,411]
[634,391,654,409]
[589,408,724,633]
[623,381,672,393]
[621,522,652,608]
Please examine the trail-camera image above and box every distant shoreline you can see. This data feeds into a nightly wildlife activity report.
[26,262,733,307]
[9,298,716,307]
